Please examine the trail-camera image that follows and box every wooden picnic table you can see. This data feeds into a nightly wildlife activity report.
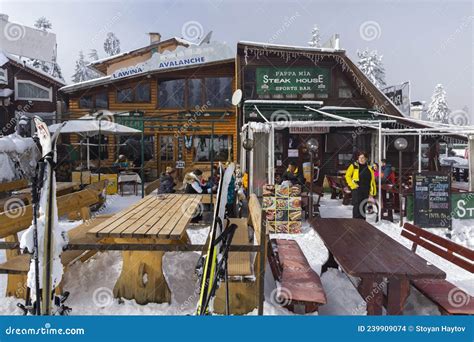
[311,218,446,315]
[87,193,202,304]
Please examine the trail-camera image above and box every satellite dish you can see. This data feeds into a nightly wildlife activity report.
[231,89,243,106]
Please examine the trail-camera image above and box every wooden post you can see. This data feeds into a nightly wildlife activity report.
[257,207,266,315]
[469,135,474,192]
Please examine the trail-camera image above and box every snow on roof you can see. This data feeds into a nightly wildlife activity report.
[0,88,13,97]
[0,52,9,67]
[238,41,343,53]
[320,106,368,111]
[89,37,195,67]
[60,74,112,92]
[1,51,65,85]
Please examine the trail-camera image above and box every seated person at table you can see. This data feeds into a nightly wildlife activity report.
[381,159,395,184]
[113,154,130,168]
[157,166,176,194]
[183,169,216,194]
[281,161,305,186]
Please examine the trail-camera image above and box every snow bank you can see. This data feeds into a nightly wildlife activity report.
[0,134,39,182]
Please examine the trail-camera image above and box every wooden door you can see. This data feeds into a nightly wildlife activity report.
[156,134,176,175]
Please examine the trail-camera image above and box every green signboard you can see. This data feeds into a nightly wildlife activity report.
[407,192,474,221]
[115,112,144,132]
[256,67,330,95]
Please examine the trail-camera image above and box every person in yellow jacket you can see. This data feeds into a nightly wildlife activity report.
[345,151,377,219]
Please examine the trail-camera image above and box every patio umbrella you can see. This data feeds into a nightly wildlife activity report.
[48,119,142,184]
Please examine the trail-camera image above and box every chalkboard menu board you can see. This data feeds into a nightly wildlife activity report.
[414,172,452,228]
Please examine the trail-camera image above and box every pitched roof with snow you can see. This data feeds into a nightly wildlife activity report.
[0,51,65,86]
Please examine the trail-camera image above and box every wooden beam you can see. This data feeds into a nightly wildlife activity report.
[0,179,28,193]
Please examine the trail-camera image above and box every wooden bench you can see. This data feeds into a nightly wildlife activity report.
[401,223,474,315]
[0,181,107,299]
[0,179,29,193]
[268,238,327,313]
[338,177,352,205]
[213,194,266,315]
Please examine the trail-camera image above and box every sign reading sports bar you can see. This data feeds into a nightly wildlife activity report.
[112,41,234,80]
[256,67,330,95]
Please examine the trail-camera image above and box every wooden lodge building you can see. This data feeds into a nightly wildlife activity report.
[60,34,466,184]
[235,40,467,191]
[0,51,65,135]
[60,34,237,180]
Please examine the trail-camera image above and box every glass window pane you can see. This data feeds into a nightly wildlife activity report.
[17,82,50,99]
[117,88,133,103]
[95,92,108,108]
[205,77,232,108]
[158,79,185,108]
[188,79,202,108]
[193,135,232,162]
[136,83,151,102]
[79,95,93,108]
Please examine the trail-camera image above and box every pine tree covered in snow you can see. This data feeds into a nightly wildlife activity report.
[103,32,121,56]
[28,17,64,81]
[427,84,450,123]
[88,49,99,61]
[71,51,101,83]
[34,17,52,31]
[308,25,321,48]
[357,48,386,89]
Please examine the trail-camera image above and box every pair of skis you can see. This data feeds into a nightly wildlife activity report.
[196,163,237,315]
[18,117,69,316]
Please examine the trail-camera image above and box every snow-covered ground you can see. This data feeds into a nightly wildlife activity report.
[0,194,472,315]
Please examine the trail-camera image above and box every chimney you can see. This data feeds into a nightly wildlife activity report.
[148,32,161,45]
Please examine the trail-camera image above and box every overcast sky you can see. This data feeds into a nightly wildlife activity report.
[1,0,473,113]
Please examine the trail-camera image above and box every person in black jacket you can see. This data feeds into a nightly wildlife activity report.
[157,166,176,194]
[281,161,305,186]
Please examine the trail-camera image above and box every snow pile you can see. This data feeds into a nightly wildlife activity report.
[440,156,468,166]
[0,134,39,182]
[20,172,68,298]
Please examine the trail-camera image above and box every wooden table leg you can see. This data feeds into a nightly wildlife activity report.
[112,238,178,305]
[387,277,410,315]
[321,251,339,273]
[358,276,384,315]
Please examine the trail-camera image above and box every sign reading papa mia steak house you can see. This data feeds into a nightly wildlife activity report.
[112,41,234,80]
[256,67,330,95]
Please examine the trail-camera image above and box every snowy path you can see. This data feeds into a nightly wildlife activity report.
[0,193,472,315]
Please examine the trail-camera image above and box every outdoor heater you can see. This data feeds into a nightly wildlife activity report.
[394,137,408,226]
[305,138,319,218]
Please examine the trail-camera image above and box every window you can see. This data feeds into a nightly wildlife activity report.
[0,68,7,84]
[95,92,108,108]
[117,88,133,103]
[188,79,202,108]
[205,77,232,108]
[79,95,93,108]
[194,135,232,162]
[15,78,52,101]
[338,78,354,98]
[158,79,185,108]
[136,83,150,102]
[79,91,108,109]
[117,83,151,103]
